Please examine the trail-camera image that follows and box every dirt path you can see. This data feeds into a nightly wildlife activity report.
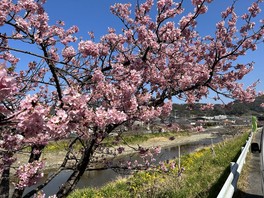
[235,129,263,197]
[114,132,216,154]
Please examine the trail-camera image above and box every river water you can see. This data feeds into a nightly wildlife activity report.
[23,133,223,196]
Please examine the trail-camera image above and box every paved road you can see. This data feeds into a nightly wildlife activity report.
[235,129,263,198]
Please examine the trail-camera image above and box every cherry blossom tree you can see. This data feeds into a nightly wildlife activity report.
[0,0,263,197]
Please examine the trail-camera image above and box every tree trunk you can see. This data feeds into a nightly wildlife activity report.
[23,138,80,198]
[0,151,14,198]
[12,145,45,198]
[56,139,96,198]
[0,165,10,198]
[28,145,45,163]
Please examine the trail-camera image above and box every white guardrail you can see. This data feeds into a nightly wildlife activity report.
[217,132,253,198]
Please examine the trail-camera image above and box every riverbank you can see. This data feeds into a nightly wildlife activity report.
[112,131,216,155]
[69,130,250,198]
[15,126,240,170]
[39,132,216,169]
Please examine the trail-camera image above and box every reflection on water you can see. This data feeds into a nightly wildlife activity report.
[23,169,121,196]
[23,135,222,196]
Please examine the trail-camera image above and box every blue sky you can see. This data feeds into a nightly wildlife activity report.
[42,0,264,104]
[4,0,260,104]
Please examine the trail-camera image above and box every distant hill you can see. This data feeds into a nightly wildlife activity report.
[172,95,264,117]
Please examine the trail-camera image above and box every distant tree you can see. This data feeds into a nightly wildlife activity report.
[0,0,263,197]
[226,102,250,115]
[248,95,264,113]
[205,104,226,116]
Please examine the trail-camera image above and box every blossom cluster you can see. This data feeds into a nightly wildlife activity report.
[0,67,16,101]
[78,40,99,57]
[15,161,45,189]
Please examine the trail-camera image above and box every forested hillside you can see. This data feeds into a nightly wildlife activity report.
[172,95,264,117]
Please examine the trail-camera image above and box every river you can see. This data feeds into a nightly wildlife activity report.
[22,132,224,196]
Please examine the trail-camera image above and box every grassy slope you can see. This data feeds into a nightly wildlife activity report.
[69,131,249,198]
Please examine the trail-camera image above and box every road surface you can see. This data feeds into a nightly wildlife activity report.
[234,129,263,198]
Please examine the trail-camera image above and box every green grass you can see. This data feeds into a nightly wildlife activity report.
[69,131,250,198]
[43,140,70,152]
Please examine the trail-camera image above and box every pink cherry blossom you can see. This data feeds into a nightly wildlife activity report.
[78,40,99,57]
[15,161,44,189]
[0,0,263,197]
[248,2,261,17]
[200,103,214,110]
[62,46,76,58]
[0,67,16,100]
